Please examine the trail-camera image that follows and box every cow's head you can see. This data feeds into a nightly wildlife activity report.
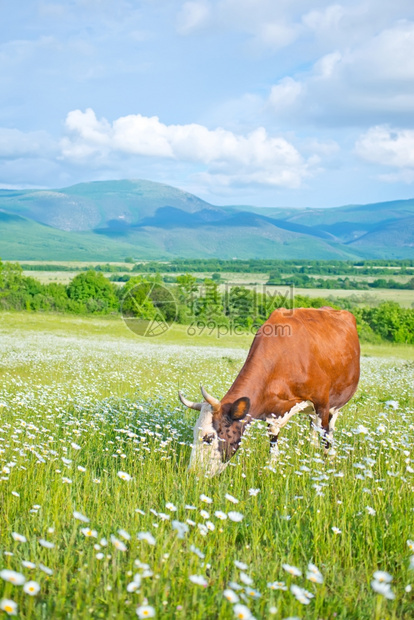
[178,387,251,476]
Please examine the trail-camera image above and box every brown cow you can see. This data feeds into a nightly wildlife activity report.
[179,307,360,476]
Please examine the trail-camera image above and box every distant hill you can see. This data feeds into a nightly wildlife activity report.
[0,179,413,260]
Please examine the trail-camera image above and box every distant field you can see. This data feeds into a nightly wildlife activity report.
[3,312,414,358]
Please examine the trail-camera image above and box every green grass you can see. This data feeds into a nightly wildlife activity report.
[0,313,414,618]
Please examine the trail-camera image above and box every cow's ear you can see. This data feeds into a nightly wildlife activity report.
[229,397,250,421]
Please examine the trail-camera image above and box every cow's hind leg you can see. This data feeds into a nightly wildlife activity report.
[317,404,332,454]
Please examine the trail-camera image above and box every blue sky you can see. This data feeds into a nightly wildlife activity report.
[1,0,414,208]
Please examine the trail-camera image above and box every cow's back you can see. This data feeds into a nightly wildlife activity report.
[262,307,360,409]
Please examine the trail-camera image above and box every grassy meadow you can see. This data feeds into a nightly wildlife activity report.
[1,313,414,619]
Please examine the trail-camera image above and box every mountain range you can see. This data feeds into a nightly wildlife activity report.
[0,179,413,260]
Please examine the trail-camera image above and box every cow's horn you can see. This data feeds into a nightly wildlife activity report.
[178,390,202,411]
[200,385,221,411]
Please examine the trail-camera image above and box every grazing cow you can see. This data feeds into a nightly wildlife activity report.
[179,307,360,476]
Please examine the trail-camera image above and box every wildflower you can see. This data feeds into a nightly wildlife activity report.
[291,584,313,605]
[239,572,253,586]
[73,511,89,523]
[39,539,55,548]
[39,564,53,575]
[229,581,243,590]
[233,604,253,619]
[11,491,20,498]
[190,545,205,559]
[245,587,261,599]
[406,585,412,592]
[228,511,244,522]
[373,571,392,583]
[185,505,197,510]
[366,506,376,516]
[407,540,414,552]
[11,532,27,543]
[117,471,132,481]
[172,521,189,539]
[282,564,302,577]
[267,581,287,590]
[78,465,86,472]
[200,494,213,503]
[136,605,155,618]
[137,532,156,545]
[200,510,210,519]
[127,581,140,592]
[206,521,215,531]
[371,580,395,599]
[234,560,248,570]
[189,575,208,586]
[21,561,36,569]
[385,400,399,409]
[215,511,227,520]
[198,523,208,536]
[225,493,239,504]
[0,599,17,615]
[111,535,127,551]
[96,553,104,560]
[23,581,40,596]
[248,488,260,496]
[332,527,342,534]
[223,588,239,603]
[307,563,323,584]
[118,529,131,540]
[71,442,81,450]
[0,570,25,585]
[62,477,72,484]
[165,502,177,512]
[81,528,98,538]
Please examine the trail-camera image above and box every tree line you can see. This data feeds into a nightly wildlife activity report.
[19,258,414,277]
[1,260,414,344]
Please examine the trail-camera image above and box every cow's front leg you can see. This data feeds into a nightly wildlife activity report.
[266,400,315,465]
[267,417,280,464]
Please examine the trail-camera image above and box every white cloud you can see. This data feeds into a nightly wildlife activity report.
[356,126,414,170]
[176,1,211,35]
[0,128,56,159]
[268,77,302,113]
[266,21,414,126]
[61,108,315,188]
[302,4,347,33]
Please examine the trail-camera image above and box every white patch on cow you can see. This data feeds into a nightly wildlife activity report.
[188,404,228,477]
[266,400,315,464]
